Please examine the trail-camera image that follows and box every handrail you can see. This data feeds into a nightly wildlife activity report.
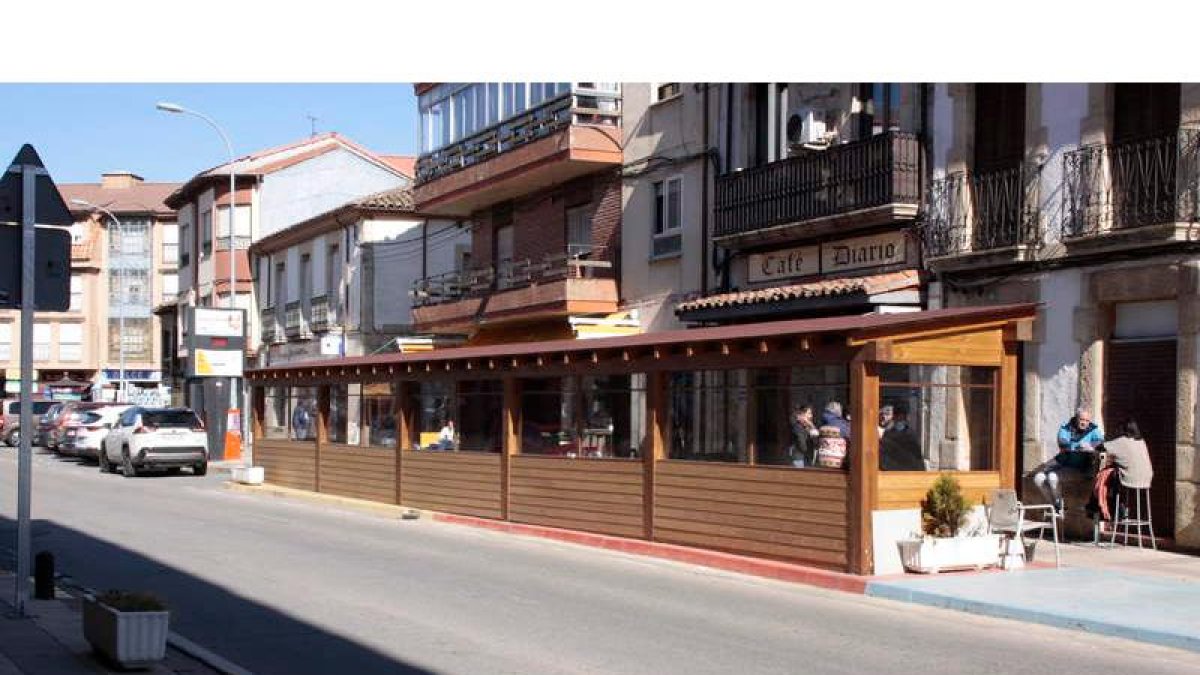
[411,251,614,307]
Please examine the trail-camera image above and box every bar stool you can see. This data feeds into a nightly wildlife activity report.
[1110,483,1156,550]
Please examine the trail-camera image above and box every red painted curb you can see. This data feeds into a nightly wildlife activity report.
[432,512,869,594]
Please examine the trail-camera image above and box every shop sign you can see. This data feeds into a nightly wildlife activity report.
[194,308,245,338]
[193,348,244,377]
[747,245,820,283]
[820,231,907,274]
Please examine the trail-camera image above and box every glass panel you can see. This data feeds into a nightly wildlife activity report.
[520,377,577,455]
[748,366,850,468]
[879,365,997,471]
[362,382,396,448]
[417,380,454,449]
[288,386,318,441]
[653,181,665,235]
[668,370,749,463]
[667,177,682,230]
[456,380,503,452]
[328,384,350,444]
[486,83,500,125]
[566,205,592,257]
[262,386,288,439]
[581,374,645,458]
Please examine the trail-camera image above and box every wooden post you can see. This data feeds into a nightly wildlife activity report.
[316,385,330,493]
[848,356,880,575]
[644,370,667,540]
[394,381,415,506]
[502,377,520,521]
[996,341,1019,490]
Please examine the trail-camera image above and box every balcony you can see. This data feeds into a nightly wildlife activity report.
[922,165,1041,267]
[1062,127,1200,250]
[261,307,285,345]
[414,87,623,217]
[283,302,312,340]
[215,235,253,251]
[410,252,619,334]
[310,295,336,333]
[713,131,921,246]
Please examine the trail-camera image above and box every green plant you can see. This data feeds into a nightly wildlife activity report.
[921,473,970,537]
[96,590,167,612]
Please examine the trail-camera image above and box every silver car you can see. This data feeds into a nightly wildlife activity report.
[2,399,59,447]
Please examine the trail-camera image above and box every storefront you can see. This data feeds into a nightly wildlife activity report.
[247,304,1033,575]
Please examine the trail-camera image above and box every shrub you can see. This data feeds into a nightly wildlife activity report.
[96,590,167,612]
[921,473,969,537]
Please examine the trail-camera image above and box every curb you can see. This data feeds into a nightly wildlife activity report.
[864,579,1200,654]
[223,482,422,520]
[432,513,869,594]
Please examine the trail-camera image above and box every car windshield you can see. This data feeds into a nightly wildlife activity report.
[8,401,56,415]
[80,412,103,424]
[144,411,201,428]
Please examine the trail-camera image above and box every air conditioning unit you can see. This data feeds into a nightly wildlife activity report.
[787,112,829,155]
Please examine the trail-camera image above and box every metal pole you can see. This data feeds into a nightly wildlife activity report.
[15,162,37,615]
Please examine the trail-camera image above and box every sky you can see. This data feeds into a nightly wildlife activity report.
[0,84,419,184]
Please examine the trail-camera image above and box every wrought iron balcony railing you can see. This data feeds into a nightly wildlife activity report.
[1063,127,1200,238]
[922,165,1041,258]
[410,251,615,308]
[310,295,335,333]
[416,88,622,185]
[284,301,311,339]
[261,308,285,345]
[713,131,921,239]
[215,235,253,251]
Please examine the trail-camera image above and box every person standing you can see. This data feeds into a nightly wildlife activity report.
[789,404,820,467]
[1033,407,1104,513]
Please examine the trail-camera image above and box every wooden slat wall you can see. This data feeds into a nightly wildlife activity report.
[653,461,850,571]
[876,471,1001,511]
[400,451,503,519]
[509,456,646,538]
[255,440,317,491]
[319,444,397,504]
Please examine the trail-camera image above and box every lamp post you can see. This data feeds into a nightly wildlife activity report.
[72,199,126,402]
[157,101,241,458]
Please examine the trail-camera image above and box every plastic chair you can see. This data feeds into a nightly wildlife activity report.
[988,488,1061,568]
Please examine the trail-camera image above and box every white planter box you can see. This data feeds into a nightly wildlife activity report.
[232,466,265,485]
[82,596,169,668]
[896,534,1002,574]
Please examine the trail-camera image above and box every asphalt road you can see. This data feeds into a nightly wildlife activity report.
[1,447,1198,675]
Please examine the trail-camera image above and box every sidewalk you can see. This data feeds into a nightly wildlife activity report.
[0,575,220,675]
[867,543,1200,653]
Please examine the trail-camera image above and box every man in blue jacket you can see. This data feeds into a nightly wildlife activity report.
[1034,407,1104,514]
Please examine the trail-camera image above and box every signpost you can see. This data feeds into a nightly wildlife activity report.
[187,307,246,460]
[0,145,73,616]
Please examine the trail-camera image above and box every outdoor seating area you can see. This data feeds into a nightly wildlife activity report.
[246,304,1034,575]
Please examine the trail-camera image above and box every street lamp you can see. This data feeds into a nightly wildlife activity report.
[72,199,127,403]
[157,101,241,458]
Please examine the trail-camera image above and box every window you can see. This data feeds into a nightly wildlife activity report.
[162,273,178,304]
[121,219,150,256]
[261,386,289,439]
[69,275,83,312]
[180,223,191,267]
[108,318,152,362]
[200,209,212,258]
[300,254,312,324]
[274,263,286,310]
[520,377,578,455]
[877,365,996,472]
[581,374,645,458]
[328,383,359,445]
[0,324,11,361]
[33,323,50,362]
[59,324,82,362]
[111,270,150,308]
[669,366,849,467]
[361,382,396,448]
[652,177,683,257]
[566,205,593,257]
[162,223,179,267]
[414,380,502,452]
[288,387,318,441]
[655,83,681,102]
[503,83,527,118]
[327,243,341,319]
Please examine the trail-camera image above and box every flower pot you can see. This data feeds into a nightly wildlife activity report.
[232,466,264,485]
[82,596,169,668]
[896,534,1002,574]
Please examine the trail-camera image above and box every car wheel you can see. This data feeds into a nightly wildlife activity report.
[193,461,208,477]
[5,429,18,447]
[121,448,138,478]
[98,446,111,473]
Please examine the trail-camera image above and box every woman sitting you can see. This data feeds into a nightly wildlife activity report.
[1088,418,1154,526]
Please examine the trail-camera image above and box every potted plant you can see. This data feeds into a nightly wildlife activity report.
[896,474,1002,574]
[82,590,170,668]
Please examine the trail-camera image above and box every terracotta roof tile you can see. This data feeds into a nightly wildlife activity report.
[58,182,180,216]
[354,186,414,211]
[676,270,920,313]
[380,155,416,178]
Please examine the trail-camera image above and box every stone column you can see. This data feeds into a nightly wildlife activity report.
[1176,262,1200,546]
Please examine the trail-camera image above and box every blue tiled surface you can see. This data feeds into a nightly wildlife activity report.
[866,567,1200,653]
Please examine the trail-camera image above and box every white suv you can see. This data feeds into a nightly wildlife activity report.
[61,405,131,460]
[101,407,209,477]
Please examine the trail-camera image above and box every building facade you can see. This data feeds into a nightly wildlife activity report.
[922,83,1200,546]
[1,172,179,404]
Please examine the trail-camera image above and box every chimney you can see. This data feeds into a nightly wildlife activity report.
[101,172,144,189]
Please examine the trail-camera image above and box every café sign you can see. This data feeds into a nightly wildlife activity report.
[747,231,908,283]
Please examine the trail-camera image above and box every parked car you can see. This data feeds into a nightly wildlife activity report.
[52,403,116,454]
[100,407,208,477]
[60,405,130,461]
[2,399,59,447]
[33,403,67,447]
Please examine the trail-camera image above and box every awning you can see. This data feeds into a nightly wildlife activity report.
[676,270,920,323]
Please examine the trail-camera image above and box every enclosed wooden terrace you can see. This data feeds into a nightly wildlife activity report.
[246,304,1035,575]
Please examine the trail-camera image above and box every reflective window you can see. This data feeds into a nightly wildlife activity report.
[878,365,996,472]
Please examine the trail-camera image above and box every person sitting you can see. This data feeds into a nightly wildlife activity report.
[1089,418,1154,525]
[1033,407,1104,514]
[879,402,925,471]
[437,419,457,451]
[877,404,894,438]
[789,404,820,467]
[821,401,851,440]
